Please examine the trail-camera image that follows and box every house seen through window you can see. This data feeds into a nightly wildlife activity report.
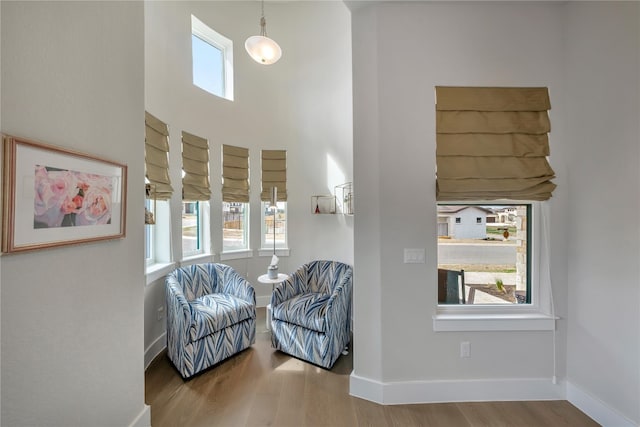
[437,204,530,305]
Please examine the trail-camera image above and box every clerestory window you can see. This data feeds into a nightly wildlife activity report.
[191,15,234,101]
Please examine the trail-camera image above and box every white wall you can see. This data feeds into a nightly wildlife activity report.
[1,2,149,426]
[564,3,640,425]
[144,1,353,365]
[351,0,570,399]
[351,2,639,424]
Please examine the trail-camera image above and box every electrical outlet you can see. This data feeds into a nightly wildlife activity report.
[157,306,164,321]
[460,341,470,358]
[404,248,425,264]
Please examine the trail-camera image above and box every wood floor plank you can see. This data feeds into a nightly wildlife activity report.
[384,402,471,427]
[352,396,390,427]
[146,308,599,427]
[273,372,307,427]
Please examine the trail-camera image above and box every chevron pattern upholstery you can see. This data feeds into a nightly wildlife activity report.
[271,260,353,369]
[166,263,256,378]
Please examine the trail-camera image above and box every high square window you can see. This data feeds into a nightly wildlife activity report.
[191,15,234,101]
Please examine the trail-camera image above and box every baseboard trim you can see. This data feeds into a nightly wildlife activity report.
[350,374,564,405]
[256,295,270,308]
[128,404,151,427]
[566,381,637,427]
[144,332,166,370]
[350,374,384,404]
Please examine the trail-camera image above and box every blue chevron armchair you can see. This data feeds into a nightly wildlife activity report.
[166,263,256,379]
[270,260,353,369]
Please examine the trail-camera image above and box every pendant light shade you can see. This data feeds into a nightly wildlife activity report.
[245,2,282,65]
[245,35,282,65]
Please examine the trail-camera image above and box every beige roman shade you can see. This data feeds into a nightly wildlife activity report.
[436,86,556,201]
[145,111,173,200]
[182,131,211,201]
[261,150,287,202]
[222,144,249,203]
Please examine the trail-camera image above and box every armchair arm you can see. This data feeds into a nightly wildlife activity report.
[325,271,353,325]
[271,269,309,307]
[165,276,193,346]
[219,267,256,305]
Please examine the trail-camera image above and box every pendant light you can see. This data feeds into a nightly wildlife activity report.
[245,0,282,65]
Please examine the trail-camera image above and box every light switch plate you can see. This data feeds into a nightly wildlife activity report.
[404,248,425,264]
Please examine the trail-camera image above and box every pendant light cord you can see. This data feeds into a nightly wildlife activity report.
[260,0,268,37]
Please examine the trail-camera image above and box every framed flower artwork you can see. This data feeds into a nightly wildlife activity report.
[2,135,127,253]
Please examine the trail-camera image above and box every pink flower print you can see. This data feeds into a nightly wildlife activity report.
[72,195,83,209]
[76,186,112,226]
[34,167,79,228]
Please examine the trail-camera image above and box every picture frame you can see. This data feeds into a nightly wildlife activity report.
[2,135,127,253]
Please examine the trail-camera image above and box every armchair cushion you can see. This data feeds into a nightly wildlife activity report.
[272,292,330,333]
[189,294,255,342]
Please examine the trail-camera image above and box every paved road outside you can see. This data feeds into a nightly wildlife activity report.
[438,241,516,265]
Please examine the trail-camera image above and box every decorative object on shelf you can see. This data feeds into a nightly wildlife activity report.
[267,187,279,278]
[311,182,352,215]
[245,0,282,65]
[335,182,353,215]
[311,195,336,214]
[145,183,156,225]
[268,254,279,279]
[2,135,127,253]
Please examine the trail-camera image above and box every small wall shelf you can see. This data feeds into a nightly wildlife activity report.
[311,182,353,215]
[311,195,335,214]
[335,182,354,215]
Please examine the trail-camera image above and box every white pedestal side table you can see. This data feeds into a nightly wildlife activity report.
[257,273,290,331]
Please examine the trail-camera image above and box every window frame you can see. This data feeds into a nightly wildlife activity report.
[221,201,250,257]
[259,201,290,257]
[433,201,556,332]
[191,14,234,101]
[144,200,175,285]
[182,200,208,259]
[144,198,155,267]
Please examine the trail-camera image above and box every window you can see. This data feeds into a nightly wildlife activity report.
[433,87,555,331]
[144,199,173,282]
[438,204,530,305]
[191,15,234,101]
[455,217,461,224]
[223,202,249,251]
[145,198,154,266]
[144,112,174,279]
[262,202,287,251]
[182,201,204,257]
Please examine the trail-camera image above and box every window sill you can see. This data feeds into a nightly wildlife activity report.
[258,248,290,257]
[180,253,215,267]
[145,262,176,286]
[433,310,557,332]
[220,249,254,261]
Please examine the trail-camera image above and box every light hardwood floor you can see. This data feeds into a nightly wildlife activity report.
[145,308,599,426]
